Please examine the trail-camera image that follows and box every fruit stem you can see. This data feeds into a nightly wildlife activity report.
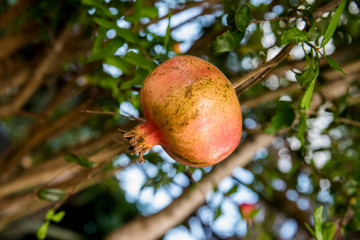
[119,122,161,163]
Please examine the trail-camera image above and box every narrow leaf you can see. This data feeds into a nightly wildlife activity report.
[214,206,222,220]
[115,28,139,44]
[322,222,335,240]
[265,100,295,134]
[152,10,172,60]
[122,51,157,71]
[298,79,316,110]
[305,222,315,237]
[37,221,50,240]
[227,185,238,195]
[321,0,347,47]
[140,6,158,19]
[296,57,319,87]
[212,30,244,53]
[37,188,65,202]
[314,206,324,240]
[235,4,252,32]
[45,209,55,220]
[92,26,107,56]
[296,67,315,87]
[105,56,132,74]
[297,111,307,146]
[93,17,138,43]
[64,152,97,168]
[81,0,112,17]
[121,69,148,89]
[281,28,308,45]
[325,56,346,76]
[51,211,66,223]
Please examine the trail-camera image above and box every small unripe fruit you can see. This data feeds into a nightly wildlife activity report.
[120,55,242,167]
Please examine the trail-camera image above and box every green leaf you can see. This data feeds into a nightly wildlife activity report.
[281,28,308,45]
[296,67,315,87]
[305,222,315,237]
[298,79,316,110]
[105,55,132,74]
[93,17,138,43]
[265,100,295,134]
[122,51,157,71]
[152,10,172,60]
[325,56,346,76]
[226,184,238,195]
[91,37,125,61]
[45,209,55,220]
[45,209,66,222]
[37,188,65,202]
[121,69,148,89]
[297,111,307,146]
[235,4,252,32]
[314,205,324,240]
[115,28,139,44]
[212,30,244,53]
[296,57,319,87]
[140,6,158,19]
[37,221,50,240]
[64,152,97,168]
[92,26,107,56]
[81,0,112,17]
[124,0,142,26]
[322,222,335,240]
[51,211,66,223]
[321,0,347,47]
[214,206,222,220]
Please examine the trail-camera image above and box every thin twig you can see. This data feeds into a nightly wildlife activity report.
[232,44,296,94]
[306,109,360,128]
[80,109,146,122]
[232,0,343,95]
[250,16,300,24]
[305,41,324,57]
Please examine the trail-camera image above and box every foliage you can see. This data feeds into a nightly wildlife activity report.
[305,206,335,240]
[37,209,66,240]
[0,0,360,239]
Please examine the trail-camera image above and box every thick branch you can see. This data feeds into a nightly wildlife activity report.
[0,0,34,29]
[0,98,93,181]
[105,134,274,240]
[0,27,71,118]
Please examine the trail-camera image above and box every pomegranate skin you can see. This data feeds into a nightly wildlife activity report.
[122,55,242,167]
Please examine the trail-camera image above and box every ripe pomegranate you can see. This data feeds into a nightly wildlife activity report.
[120,55,242,167]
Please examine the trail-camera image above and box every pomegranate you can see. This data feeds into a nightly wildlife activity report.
[239,203,257,223]
[120,55,242,167]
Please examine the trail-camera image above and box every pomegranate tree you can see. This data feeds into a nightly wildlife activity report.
[120,55,242,167]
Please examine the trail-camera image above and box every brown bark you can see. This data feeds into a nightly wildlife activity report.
[0,143,128,230]
[0,27,71,118]
[0,131,122,198]
[0,0,35,29]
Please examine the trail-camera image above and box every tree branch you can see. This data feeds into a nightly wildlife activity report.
[105,133,274,240]
[0,27,71,118]
[0,0,34,29]
[232,44,296,94]
[231,0,344,94]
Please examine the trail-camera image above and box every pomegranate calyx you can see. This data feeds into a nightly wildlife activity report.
[119,122,161,163]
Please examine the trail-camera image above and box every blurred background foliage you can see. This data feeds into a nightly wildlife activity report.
[0,0,360,239]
